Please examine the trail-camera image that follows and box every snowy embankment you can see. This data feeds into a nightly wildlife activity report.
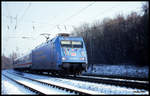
[83,64,149,80]
[2,70,149,95]
[2,71,75,95]
[2,75,35,95]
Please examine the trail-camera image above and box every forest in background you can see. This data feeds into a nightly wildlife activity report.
[71,3,149,66]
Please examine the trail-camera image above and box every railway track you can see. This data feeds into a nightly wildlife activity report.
[2,74,46,95]
[8,70,148,95]
[24,70,149,90]
[66,75,149,90]
[4,71,104,95]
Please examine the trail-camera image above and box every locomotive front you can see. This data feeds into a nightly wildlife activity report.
[59,36,88,74]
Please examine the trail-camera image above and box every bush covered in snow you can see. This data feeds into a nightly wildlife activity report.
[83,64,149,80]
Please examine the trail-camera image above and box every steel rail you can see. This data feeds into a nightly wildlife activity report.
[66,75,149,90]
[2,74,46,95]
[16,70,149,90]
[29,71,149,90]
[6,71,102,95]
[13,70,149,91]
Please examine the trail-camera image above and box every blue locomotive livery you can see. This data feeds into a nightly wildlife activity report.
[13,33,88,75]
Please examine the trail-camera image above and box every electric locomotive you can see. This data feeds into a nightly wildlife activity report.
[13,33,88,75]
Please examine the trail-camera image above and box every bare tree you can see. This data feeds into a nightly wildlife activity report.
[71,4,149,66]
[2,54,12,70]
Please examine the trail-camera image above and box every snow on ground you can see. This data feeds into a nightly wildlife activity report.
[83,64,149,79]
[2,70,75,95]
[7,69,149,95]
[1,75,35,95]
[79,75,148,84]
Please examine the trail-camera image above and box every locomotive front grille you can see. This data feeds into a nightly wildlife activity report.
[62,62,82,68]
[62,62,87,70]
[62,62,85,73]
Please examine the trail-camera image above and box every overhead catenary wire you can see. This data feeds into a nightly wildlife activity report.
[11,2,140,34]
[6,4,143,35]
[62,2,96,24]
[48,2,142,33]
[95,4,142,20]
[3,2,143,57]
[4,2,142,36]
[48,2,121,33]
[42,2,96,32]
[13,3,31,32]
[19,3,31,22]
[61,2,142,26]
[23,2,95,36]
[3,3,32,35]
[45,2,96,33]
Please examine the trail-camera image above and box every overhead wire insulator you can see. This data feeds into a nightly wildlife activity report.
[57,25,61,31]
[15,25,17,30]
[33,25,35,30]
[64,25,67,31]
[7,25,9,30]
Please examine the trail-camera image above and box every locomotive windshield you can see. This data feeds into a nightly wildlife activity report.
[72,41,82,48]
[61,40,83,48]
[61,40,72,47]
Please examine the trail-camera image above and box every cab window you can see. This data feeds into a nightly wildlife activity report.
[61,40,83,48]
[61,40,72,47]
[72,41,83,48]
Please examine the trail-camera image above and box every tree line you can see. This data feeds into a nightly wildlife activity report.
[2,52,18,70]
[71,3,149,66]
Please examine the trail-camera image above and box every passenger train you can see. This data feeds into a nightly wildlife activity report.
[13,33,88,75]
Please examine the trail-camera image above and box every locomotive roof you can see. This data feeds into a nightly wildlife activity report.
[34,36,57,49]
[34,35,82,49]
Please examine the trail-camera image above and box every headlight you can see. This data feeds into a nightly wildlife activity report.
[62,57,66,61]
[80,57,85,61]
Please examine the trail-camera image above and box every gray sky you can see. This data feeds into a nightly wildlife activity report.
[2,1,146,57]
